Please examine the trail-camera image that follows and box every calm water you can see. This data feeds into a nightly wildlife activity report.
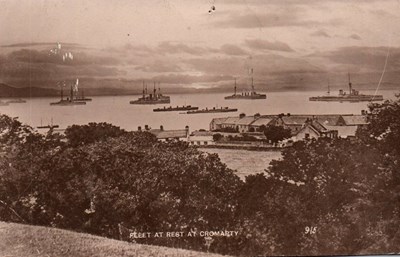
[0,90,398,131]
[1,90,397,179]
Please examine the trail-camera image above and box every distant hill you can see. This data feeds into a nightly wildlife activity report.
[0,222,229,257]
[0,83,58,97]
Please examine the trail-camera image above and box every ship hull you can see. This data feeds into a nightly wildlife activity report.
[309,95,384,102]
[130,98,170,105]
[50,100,86,106]
[225,94,266,100]
[153,106,198,112]
[186,108,238,114]
[74,98,92,102]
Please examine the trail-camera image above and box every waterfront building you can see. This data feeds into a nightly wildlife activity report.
[209,117,229,131]
[188,131,215,146]
[210,113,368,140]
[293,119,338,141]
[138,125,189,142]
[248,117,276,132]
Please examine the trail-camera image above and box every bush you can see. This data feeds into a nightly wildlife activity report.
[259,125,291,143]
[0,117,242,252]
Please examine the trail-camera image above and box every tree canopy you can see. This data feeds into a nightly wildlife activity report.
[1,95,400,256]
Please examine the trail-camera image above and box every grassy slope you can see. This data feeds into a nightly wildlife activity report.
[0,222,229,257]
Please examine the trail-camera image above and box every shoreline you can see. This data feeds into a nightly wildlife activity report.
[196,144,285,152]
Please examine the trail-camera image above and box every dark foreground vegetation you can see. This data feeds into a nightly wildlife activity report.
[1,96,400,256]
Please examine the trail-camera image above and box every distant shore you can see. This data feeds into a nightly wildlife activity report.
[1,82,398,98]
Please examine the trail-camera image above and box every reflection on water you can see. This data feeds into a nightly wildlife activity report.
[0,90,398,131]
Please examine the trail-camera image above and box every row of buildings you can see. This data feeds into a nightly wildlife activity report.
[138,112,368,146]
[210,113,368,141]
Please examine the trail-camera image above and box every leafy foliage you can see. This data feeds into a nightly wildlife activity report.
[1,94,400,256]
[260,125,292,143]
[0,117,242,252]
[65,122,127,147]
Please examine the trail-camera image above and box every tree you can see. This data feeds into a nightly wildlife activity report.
[65,122,127,147]
[212,133,223,142]
[260,125,291,143]
[0,117,243,253]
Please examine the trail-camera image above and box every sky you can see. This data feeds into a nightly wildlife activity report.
[1,0,400,92]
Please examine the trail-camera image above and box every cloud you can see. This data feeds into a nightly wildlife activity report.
[310,30,331,38]
[212,10,324,29]
[219,44,248,55]
[222,0,386,6]
[151,74,233,85]
[311,46,400,71]
[349,34,362,40]
[0,61,123,81]
[0,48,125,83]
[157,42,214,56]
[106,44,154,57]
[134,61,182,73]
[8,49,120,66]
[184,57,245,75]
[245,39,294,52]
[1,42,81,48]
[184,54,323,78]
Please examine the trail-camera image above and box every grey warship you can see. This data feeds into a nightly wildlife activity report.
[309,74,384,102]
[130,82,170,105]
[50,81,86,106]
[225,77,266,100]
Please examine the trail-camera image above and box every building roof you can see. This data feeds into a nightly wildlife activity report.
[281,116,310,125]
[325,125,358,138]
[235,116,256,126]
[313,115,342,126]
[297,120,330,136]
[341,115,368,126]
[250,117,274,127]
[310,120,329,132]
[190,131,214,136]
[223,117,242,125]
[210,117,228,125]
[154,129,188,139]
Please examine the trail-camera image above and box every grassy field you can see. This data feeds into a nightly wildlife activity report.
[0,222,230,257]
[200,148,282,180]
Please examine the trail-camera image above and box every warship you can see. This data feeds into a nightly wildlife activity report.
[309,74,384,102]
[130,82,170,105]
[186,107,238,114]
[153,105,199,112]
[50,81,86,106]
[225,76,266,100]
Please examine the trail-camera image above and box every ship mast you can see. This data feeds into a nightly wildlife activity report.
[327,79,330,95]
[348,72,352,95]
[142,81,145,97]
[250,68,254,95]
[234,78,237,95]
[70,83,74,101]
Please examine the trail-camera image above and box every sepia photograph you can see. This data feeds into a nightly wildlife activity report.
[0,0,400,256]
